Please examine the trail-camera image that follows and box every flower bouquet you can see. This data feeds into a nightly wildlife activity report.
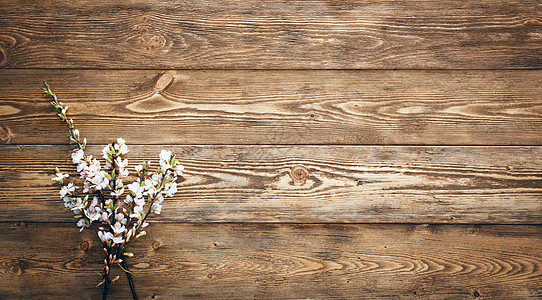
[45,82,183,299]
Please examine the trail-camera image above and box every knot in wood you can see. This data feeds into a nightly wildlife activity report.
[0,47,6,66]
[0,126,10,143]
[155,72,174,92]
[152,241,161,250]
[80,241,89,251]
[291,166,309,182]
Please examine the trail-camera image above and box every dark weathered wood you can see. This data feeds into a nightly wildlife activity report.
[1,145,541,224]
[2,69,542,145]
[0,0,541,69]
[1,222,541,299]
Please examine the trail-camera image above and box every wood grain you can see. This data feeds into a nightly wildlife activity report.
[1,222,541,299]
[0,0,541,69]
[2,69,542,145]
[1,145,541,224]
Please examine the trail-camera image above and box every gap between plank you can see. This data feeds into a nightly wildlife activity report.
[2,68,542,71]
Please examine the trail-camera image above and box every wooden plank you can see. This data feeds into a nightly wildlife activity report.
[0,1,541,69]
[1,222,541,299]
[2,70,542,145]
[1,145,541,224]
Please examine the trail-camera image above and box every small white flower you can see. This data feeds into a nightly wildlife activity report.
[152,173,161,184]
[111,187,125,198]
[63,196,72,208]
[52,170,69,183]
[59,183,76,198]
[115,179,124,188]
[119,168,129,178]
[72,149,85,164]
[77,219,88,232]
[83,182,91,193]
[128,181,144,198]
[174,164,184,176]
[115,213,127,224]
[71,197,85,212]
[134,196,145,206]
[155,193,164,204]
[165,182,177,197]
[116,138,129,155]
[152,203,162,214]
[100,211,110,222]
[135,164,143,173]
[91,171,110,190]
[112,236,125,244]
[77,161,87,173]
[115,157,128,169]
[143,178,157,195]
[132,205,144,214]
[125,194,133,205]
[98,231,114,242]
[85,207,101,222]
[102,145,110,160]
[160,150,171,163]
[112,222,126,235]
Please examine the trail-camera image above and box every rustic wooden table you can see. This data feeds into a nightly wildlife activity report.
[0,0,541,299]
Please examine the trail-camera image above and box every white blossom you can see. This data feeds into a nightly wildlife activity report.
[102,145,110,160]
[77,161,87,173]
[173,164,184,176]
[72,149,85,164]
[77,218,88,232]
[59,183,76,198]
[98,231,114,243]
[112,222,126,235]
[159,150,171,163]
[152,203,162,214]
[100,211,110,223]
[112,236,125,245]
[83,182,91,193]
[111,187,125,198]
[155,193,164,204]
[71,197,85,213]
[134,196,145,207]
[115,157,128,169]
[165,182,177,197]
[115,179,124,188]
[115,213,127,225]
[115,138,129,155]
[128,182,144,198]
[52,171,69,183]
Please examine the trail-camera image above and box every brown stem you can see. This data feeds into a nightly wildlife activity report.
[44,81,85,151]
[45,81,110,228]
[102,256,111,300]
[120,260,138,300]
[102,278,109,300]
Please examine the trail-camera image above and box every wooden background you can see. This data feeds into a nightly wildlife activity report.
[1,0,541,299]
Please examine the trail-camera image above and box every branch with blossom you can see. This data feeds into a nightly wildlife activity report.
[45,82,183,300]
